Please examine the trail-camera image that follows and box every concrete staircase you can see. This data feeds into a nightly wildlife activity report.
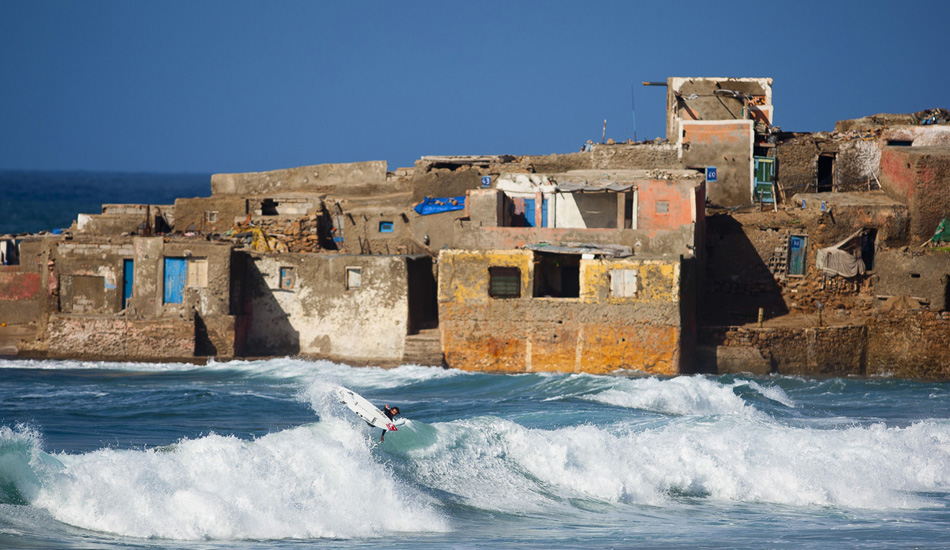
[402,328,444,366]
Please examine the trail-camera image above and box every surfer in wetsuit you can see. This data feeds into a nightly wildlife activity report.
[380,405,399,441]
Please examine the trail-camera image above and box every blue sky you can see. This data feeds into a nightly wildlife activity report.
[1,0,947,174]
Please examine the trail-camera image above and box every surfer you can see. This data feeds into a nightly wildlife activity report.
[380,405,399,441]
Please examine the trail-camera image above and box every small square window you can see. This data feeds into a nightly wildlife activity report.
[656,201,669,214]
[488,267,521,298]
[279,267,295,290]
[205,211,218,224]
[346,267,362,290]
[379,221,394,233]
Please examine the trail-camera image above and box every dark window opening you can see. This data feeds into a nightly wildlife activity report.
[624,193,634,229]
[261,199,279,216]
[533,253,580,298]
[911,273,921,279]
[888,140,913,147]
[817,154,835,193]
[861,228,877,271]
[488,267,521,298]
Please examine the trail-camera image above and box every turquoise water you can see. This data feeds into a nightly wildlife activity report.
[1,358,948,549]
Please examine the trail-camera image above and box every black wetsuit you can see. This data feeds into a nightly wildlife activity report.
[380,406,398,441]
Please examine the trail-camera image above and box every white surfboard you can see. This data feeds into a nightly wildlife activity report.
[337,387,398,432]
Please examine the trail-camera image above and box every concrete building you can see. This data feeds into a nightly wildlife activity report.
[438,168,705,375]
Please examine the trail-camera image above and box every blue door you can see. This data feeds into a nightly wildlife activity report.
[163,257,186,304]
[523,199,536,227]
[541,197,549,227]
[789,236,806,276]
[122,259,134,309]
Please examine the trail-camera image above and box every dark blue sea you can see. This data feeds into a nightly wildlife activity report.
[0,171,210,235]
[1,172,949,548]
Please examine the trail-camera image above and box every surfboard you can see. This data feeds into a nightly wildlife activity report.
[337,387,398,432]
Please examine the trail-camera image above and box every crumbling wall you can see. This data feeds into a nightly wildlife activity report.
[666,78,772,141]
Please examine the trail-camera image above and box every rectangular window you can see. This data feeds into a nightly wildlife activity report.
[488,267,521,298]
[186,258,208,287]
[379,221,394,233]
[533,253,579,298]
[609,269,638,297]
[346,266,362,290]
[205,211,218,224]
[279,267,295,290]
[656,201,669,214]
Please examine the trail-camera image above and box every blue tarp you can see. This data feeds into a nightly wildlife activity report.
[414,196,465,216]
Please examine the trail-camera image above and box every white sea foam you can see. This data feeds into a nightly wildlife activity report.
[401,415,950,513]
[27,420,448,540]
[741,379,796,408]
[583,375,764,417]
[0,357,467,387]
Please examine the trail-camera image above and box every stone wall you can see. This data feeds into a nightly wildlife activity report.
[867,311,950,379]
[700,325,867,377]
[46,315,195,359]
[699,312,950,380]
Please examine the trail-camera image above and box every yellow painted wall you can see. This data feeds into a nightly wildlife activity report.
[438,249,685,375]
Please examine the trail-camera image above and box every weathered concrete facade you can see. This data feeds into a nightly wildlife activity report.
[241,252,436,364]
[13,236,242,360]
[438,249,689,374]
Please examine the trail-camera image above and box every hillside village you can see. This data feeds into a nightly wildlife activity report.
[2,77,950,379]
